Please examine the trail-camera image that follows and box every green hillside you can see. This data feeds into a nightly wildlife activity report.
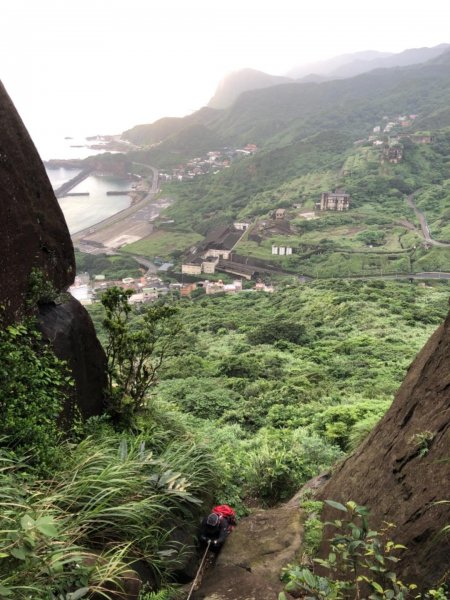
[115,53,450,278]
[122,52,450,156]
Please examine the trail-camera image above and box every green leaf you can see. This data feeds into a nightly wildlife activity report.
[35,516,59,538]
[20,514,35,530]
[0,586,12,597]
[10,547,27,561]
[0,553,9,559]
[67,588,90,600]
[371,581,384,593]
[278,593,288,600]
[325,500,348,512]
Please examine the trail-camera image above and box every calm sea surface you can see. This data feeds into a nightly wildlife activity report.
[46,167,132,235]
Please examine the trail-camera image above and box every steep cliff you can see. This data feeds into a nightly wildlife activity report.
[317,308,450,589]
[0,81,106,417]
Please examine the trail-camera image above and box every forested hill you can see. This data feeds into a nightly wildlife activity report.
[122,50,450,155]
[115,51,450,279]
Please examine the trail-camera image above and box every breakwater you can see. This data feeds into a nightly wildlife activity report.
[54,168,92,198]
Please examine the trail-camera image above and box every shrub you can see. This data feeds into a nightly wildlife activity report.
[0,318,73,472]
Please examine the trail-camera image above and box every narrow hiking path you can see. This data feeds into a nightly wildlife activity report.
[406,194,450,247]
[190,497,304,600]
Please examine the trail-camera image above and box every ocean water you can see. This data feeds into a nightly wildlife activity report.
[46,168,132,235]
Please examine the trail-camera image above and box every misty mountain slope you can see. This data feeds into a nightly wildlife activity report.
[128,122,226,169]
[330,43,450,78]
[287,49,393,79]
[210,56,450,146]
[122,106,219,146]
[207,68,293,109]
[121,55,450,158]
[287,43,449,80]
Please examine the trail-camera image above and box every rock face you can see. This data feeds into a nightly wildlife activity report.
[38,298,107,419]
[0,81,106,418]
[0,81,75,324]
[317,310,450,590]
[192,499,303,600]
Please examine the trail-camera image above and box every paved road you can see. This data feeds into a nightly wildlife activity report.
[406,194,450,247]
[72,164,164,249]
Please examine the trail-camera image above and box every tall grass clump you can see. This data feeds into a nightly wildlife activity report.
[0,434,218,599]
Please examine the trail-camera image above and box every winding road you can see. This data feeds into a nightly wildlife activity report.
[406,194,450,247]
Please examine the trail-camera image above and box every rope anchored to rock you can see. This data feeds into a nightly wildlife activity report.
[186,539,211,600]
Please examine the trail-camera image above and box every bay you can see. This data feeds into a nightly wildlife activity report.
[46,168,132,235]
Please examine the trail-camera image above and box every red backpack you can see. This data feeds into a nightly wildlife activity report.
[212,504,236,525]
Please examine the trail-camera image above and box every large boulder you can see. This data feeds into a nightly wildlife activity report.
[38,298,107,419]
[0,81,75,324]
[317,309,450,590]
[0,81,106,418]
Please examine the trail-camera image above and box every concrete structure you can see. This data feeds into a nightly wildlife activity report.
[205,279,243,295]
[69,284,93,305]
[181,262,202,275]
[234,222,250,231]
[319,190,350,211]
[271,245,293,255]
[273,208,286,220]
[202,257,218,274]
[181,283,197,297]
[384,144,403,164]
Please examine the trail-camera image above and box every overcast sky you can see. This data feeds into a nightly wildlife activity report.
[1,0,449,155]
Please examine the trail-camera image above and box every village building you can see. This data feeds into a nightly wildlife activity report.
[199,225,244,260]
[272,208,286,220]
[383,143,403,164]
[142,288,159,301]
[181,283,197,297]
[319,190,350,211]
[205,279,243,295]
[69,284,93,305]
[233,222,250,231]
[399,133,433,144]
[157,262,174,273]
[181,259,203,275]
[202,257,219,274]
[254,282,274,293]
[272,245,293,255]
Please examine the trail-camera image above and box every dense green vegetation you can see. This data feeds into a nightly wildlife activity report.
[88,279,449,508]
[75,250,142,280]
[5,53,450,597]
[2,275,449,596]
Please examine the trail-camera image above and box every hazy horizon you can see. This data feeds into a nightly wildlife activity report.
[2,0,450,158]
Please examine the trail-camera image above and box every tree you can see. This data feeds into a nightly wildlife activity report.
[101,287,179,426]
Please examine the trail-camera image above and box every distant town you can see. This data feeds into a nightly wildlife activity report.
[69,112,441,305]
[69,272,274,306]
